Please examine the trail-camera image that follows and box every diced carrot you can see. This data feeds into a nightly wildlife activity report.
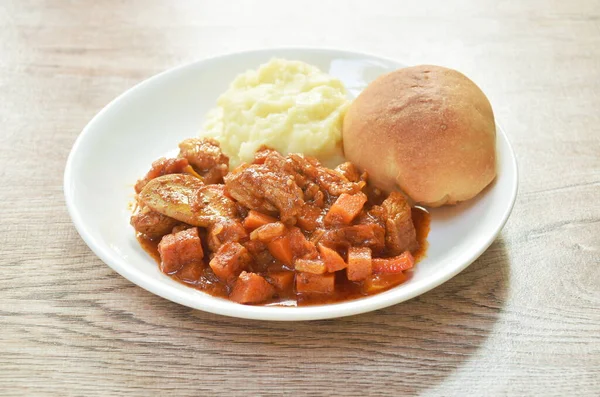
[347,246,372,281]
[243,210,277,231]
[158,227,203,274]
[296,272,335,294]
[250,222,286,243]
[317,243,347,272]
[294,258,327,274]
[363,273,407,293]
[229,271,276,304]
[209,242,252,284]
[267,235,293,266]
[268,271,295,291]
[324,192,368,225]
[372,251,415,274]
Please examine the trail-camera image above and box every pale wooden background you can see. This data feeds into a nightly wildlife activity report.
[1,0,599,396]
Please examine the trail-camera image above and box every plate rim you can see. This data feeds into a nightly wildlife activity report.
[64,47,519,321]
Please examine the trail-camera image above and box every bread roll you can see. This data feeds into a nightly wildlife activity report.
[343,65,496,207]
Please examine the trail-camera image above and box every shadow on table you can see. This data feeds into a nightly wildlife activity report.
[176,238,510,394]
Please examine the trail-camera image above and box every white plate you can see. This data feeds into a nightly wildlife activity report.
[64,48,518,321]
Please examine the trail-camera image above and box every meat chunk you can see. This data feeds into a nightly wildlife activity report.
[178,138,228,172]
[356,205,386,228]
[248,144,285,168]
[286,154,365,196]
[243,239,268,257]
[130,206,179,239]
[209,242,252,284]
[296,204,322,231]
[334,162,363,183]
[261,150,322,207]
[252,146,280,165]
[243,240,274,272]
[135,157,189,193]
[157,228,203,274]
[260,149,363,199]
[229,271,275,304]
[320,224,386,253]
[288,227,318,260]
[301,181,324,206]
[224,163,304,223]
[206,220,248,252]
[178,138,229,184]
[381,192,418,255]
[226,150,364,224]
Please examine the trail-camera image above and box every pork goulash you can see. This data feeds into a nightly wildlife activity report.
[131,138,429,306]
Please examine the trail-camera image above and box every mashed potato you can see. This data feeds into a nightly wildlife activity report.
[201,59,349,168]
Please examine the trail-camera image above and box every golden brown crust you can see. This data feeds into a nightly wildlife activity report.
[343,65,496,207]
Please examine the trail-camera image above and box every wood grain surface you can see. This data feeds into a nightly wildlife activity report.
[1,0,599,396]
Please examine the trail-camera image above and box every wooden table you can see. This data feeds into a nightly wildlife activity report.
[2,1,599,395]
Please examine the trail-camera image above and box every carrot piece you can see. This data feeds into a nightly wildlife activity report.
[294,258,327,274]
[267,235,293,266]
[347,246,372,281]
[324,192,368,225]
[158,227,203,274]
[372,251,415,274]
[363,273,407,293]
[209,242,252,284]
[250,222,286,243]
[318,243,347,272]
[243,210,277,231]
[296,272,335,294]
[229,271,275,304]
[268,271,295,291]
